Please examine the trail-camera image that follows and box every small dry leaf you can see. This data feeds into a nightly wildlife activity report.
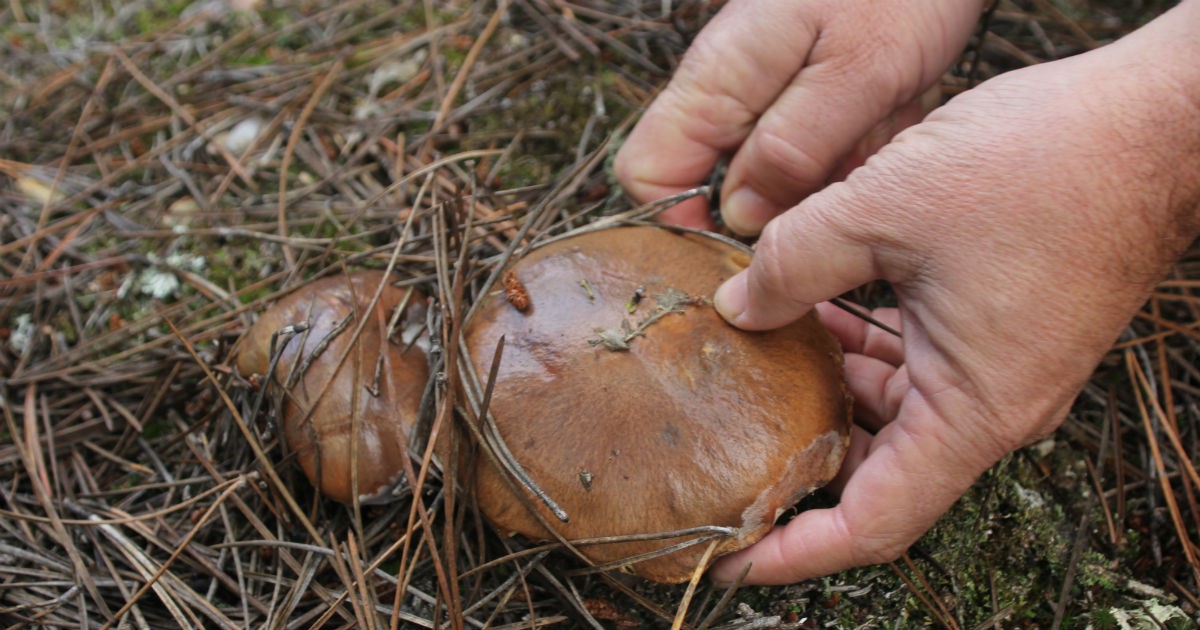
[582,598,638,629]
[226,0,262,12]
[502,270,530,312]
[16,177,64,205]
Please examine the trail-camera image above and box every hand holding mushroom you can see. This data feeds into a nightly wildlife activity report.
[616,0,1200,584]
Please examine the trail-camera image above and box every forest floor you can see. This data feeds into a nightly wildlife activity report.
[1,1,1197,628]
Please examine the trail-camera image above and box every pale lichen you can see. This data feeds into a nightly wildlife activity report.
[588,287,696,351]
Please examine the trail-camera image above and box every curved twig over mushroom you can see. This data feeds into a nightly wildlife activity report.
[465,225,852,583]
[237,271,428,504]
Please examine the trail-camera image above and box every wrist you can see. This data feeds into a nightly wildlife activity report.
[1091,0,1200,242]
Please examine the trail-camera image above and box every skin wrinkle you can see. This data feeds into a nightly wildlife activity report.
[727,32,907,208]
[822,153,942,279]
[913,379,1016,462]
[799,187,911,291]
[719,0,981,226]
[845,427,944,563]
[842,354,898,429]
[830,503,897,569]
[748,220,817,311]
[882,298,993,428]
[676,4,817,126]
[621,0,1200,586]
[666,77,758,150]
[744,125,831,199]
[905,280,1085,457]
[889,396,1000,492]
[718,0,821,84]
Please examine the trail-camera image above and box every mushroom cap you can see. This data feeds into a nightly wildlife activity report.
[466,225,851,583]
[236,271,428,504]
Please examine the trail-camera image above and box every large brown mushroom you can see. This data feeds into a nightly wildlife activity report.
[237,271,428,504]
[465,225,852,583]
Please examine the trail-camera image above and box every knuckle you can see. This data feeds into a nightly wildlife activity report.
[751,221,805,305]
[830,502,909,568]
[751,125,829,193]
[859,538,907,566]
[676,88,757,149]
[612,146,636,186]
[836,511,906,566]
[862,326,890,355]
[742,222,819,324]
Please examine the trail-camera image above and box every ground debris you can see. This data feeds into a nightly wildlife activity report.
[0,0,1194,627]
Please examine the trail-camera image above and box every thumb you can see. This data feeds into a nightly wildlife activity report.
[714,188,891,331]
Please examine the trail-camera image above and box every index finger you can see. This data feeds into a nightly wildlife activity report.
[613,0,819,227]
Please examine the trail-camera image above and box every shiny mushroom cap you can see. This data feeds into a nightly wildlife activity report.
[236,271,428,504]
[466,225,851,583]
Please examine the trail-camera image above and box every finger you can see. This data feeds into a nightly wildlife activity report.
[709,395,994,585]
[843,355,908,432]
[827,85,942,184]
[656,199,716,231]
[613,0,819,217]
[814,303,904,366]
[824,424,873,495]
[714,187,897,330]
[717,13,959,235]
[719,61,902,235]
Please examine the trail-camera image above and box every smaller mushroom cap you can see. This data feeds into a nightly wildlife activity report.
[237,271,428,504]
[466,226,852,583]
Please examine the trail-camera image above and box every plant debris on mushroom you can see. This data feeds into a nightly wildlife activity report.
[237,270,428,504]
[465,225,852,583]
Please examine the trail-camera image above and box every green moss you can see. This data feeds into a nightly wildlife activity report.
[1077,552,1121,591]
[756,449,1086,627]
[130,1,191,36]
[51,311,77,345]
[141,414,173,440]
[442,45,468,67]
[233,50,273,67]
[1090,608,1120,630]
[755,434,1190,628]
[460,66,633,192]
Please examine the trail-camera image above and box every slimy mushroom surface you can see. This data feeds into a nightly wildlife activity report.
[466,226,851,583]
[237,271,428,504]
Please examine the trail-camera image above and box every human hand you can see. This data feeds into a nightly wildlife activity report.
[614,0,982,233]
[704,4,1200,584]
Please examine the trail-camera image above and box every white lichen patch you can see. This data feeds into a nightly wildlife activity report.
[138,268,181,299]
[8,313,35,355]
[132,253,207,299]
[1012,482,1046,509]
[367,52,426,98]
[1088,600,1189,630]
[165,252,207,273]
[209,117,264,156]
[353,50,428,129]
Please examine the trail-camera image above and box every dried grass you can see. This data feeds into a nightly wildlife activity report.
[1,0,1196,627]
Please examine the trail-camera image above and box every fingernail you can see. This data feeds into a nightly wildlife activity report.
[713,274,747,324]
[722,187,775,236]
